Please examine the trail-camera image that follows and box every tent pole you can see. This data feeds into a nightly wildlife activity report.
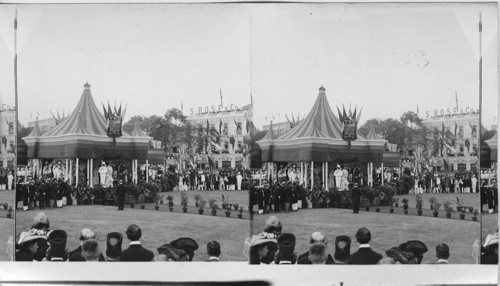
[326,162,329,189]
[310,161,314,190]
[381,162,384,186]
[90,158,93,186]
[259,169,262,186]
[76,158,79,186]
[146,159,149,182]
[69,159,73,185]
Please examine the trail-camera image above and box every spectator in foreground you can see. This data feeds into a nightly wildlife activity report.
[398,240,428,264]
[169,238,199,261]
[260,216,282,264]
[308,242,332,265]
[69,228,105,261]
[274,233,296,264]
[206,241,221,262]
[81,239,100,262]
[348,227,382,265]
[106,232,123,261]
[435,244,450,264]
[246,234,277,265]
[334,235,351,264]
[120,224,154,261]
[16,231,45,261]
[45,230,68,262]
[298,232,334,264]
[31,212,50,261]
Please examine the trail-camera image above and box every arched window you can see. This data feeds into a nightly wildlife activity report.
[236,122,242,135]
[471,125,477,137]
[458,126,463,138]
[223,123,228,135]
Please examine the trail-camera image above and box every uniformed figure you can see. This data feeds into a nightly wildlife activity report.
[116,179,126,211]
[351,183,360,214]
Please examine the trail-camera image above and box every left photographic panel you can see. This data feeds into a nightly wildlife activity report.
[6,4,252,262]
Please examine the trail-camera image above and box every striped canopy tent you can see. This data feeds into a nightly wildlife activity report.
[256,86,386,189]
[22,83,152,185]
[485,131,497,162]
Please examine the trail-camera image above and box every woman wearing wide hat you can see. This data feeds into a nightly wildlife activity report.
[244,233,277,264]
[16,231,46,261]
[169,237,199,261]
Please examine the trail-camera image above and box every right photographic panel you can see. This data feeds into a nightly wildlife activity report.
[248,3,497,265]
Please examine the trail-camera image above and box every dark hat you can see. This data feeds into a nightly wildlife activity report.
[106,232,123,259]
[157,244,188,261]
[277,233,296,261]
[334,235,351,261]
[436,244,450,259]
[48,230,67,258]
[399,240,428,261]
[207,241,221,256]
[170,237,199,254]
[385,247,416,264]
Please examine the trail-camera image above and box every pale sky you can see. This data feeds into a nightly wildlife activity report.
[0,3,497,129]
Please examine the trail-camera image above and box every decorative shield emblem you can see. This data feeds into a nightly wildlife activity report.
[337,105,359,148]
[103,102,124,145]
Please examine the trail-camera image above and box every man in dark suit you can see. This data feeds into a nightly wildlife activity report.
[347,227,382,264]
[351,183,360,214]
[69,228,106,262]
[297,232,334,264]
[120,224,155,261]
[435,243,449,264]
[206,241,221,261]
[116,179,126,211]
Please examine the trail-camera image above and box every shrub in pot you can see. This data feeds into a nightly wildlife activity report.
[167,195,174,212]
[237,206,244,219]
[181,193,188,213]
[443,200,454,219]
[208,198,219,216]
[402,198,409,215]
[432,201,442,217]
[198,198,207,215]
[194,194,201,208]
[416,195,423,216]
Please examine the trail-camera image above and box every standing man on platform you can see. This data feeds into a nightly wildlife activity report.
[99,162,108,187]
[351,183,360,214]
[116,179,126,211]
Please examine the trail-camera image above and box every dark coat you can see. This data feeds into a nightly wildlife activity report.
[297,251,335,264]
[117,184,126,203]
[120,244,154,262]
[347,247,383,265]
[351,187,361,206]
[16,248,34,261]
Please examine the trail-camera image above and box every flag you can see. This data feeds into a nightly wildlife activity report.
[220,88,223,108]
[209,140,222,151]
[206,120,210,132]
[234,118,238,128]
[454,123,457,137]
[441,122,445,137]
[181,101,183,112]
[208,156,214,168]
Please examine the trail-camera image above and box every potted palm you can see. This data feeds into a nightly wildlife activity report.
[159,194,164,205]
[221,194,229,209]
[429,197,436,211]
[194,194,201,208]
[224,203,232,217]
[198,198,207,215]
[433,201,442,217]
[1,202,7,210]
[139,194,146,209]
[208,198,219,216]
[154,194,160,211]
[456,197,465,220]
[416,195,423,216]
[374,198,381,213]
[443,200,454,218]
[181,193,188,213]
[237,206,244,219]
[389,198,395,214]
[402,198,409,215]
[6,206,13,218]
[233,203,239,211]
[167,195,174,212]
[472,209,478,221]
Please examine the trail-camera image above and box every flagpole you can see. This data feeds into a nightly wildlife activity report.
[14,10,18,186]
[478,12,482,176]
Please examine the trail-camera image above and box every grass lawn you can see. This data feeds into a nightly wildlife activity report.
[252,207,480,264]
[16,203,251,261]
[481,212,498,242]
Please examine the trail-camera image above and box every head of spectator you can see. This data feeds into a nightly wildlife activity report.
[31,212,50,230]
[170,237,199,261]
[263,216,282,235]
[46,230,68,261]
[436,244,450,262]
[125,224,142,242]
[385,247,417,264]
[79,228,96,242]
[207,241,221,260]
[276,233,296,264]
[398,240,428,264]
[334,235,351,263]
[16,231,45,260]
[308,242,327,264]
[81,239,100,262]
[378,257,396,264]
[355,227,371,245]
[106,232,123,261]
[309,231,327,245]
[247,234,276,264]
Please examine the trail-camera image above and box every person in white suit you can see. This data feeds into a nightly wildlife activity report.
[99,162,108,187]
